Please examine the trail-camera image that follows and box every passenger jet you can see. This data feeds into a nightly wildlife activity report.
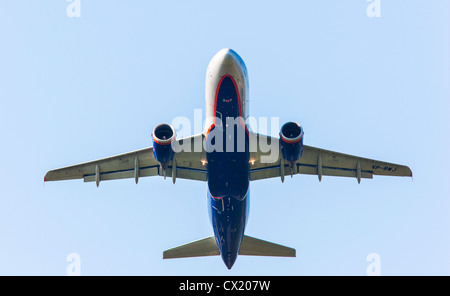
[45,48,412,269]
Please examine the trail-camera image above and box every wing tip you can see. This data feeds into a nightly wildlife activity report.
[43,171,51,182]
[407,166,413,179]
[44,170,57,182]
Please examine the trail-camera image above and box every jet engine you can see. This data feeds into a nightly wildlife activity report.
[279,121,304,171]
[152,123,176,170]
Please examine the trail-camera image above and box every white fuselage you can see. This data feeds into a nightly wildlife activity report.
[204,48,249,133]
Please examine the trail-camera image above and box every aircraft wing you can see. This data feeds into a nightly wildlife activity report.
[249,133,412,182]
[44,134,207,185]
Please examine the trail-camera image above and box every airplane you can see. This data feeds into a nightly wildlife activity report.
[44,48,412,269]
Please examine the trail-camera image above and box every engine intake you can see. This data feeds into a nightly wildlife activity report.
[280,121,304,164]
[152,123,176,170]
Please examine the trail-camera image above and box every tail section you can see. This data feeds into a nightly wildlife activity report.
[163,235,295,260]
[163,236,219,259]
[239,235,296,257]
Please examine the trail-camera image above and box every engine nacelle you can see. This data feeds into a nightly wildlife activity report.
[152,123,176,170]
[280,121,304,165]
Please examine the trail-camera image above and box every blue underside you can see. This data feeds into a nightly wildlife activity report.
[207,191,249,269]
[206,76,250,269]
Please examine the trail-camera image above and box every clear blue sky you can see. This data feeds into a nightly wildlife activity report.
[0,1,449,275]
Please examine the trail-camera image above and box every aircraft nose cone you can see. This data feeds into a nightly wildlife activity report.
[222,49,237,65]
[216,48,239,66]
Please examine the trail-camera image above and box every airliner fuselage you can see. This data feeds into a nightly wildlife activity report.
[205,49,250,269]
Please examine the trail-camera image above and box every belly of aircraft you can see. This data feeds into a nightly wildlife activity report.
[206,75,250,269]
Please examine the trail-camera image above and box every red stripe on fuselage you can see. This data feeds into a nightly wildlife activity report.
[206,74,248,138]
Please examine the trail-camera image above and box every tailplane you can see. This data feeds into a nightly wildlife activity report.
[163,236,219,259]
[163,235,295,259]
[239,235,296,257]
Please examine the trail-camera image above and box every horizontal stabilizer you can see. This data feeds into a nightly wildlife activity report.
[239,235,296,257]
[163,236,219,259]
